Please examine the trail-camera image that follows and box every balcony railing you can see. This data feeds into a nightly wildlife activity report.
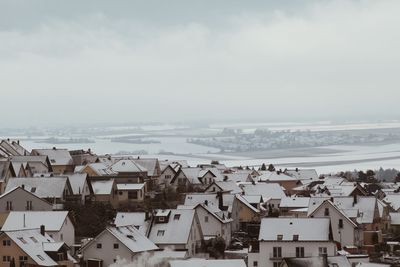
[269,252,313,260]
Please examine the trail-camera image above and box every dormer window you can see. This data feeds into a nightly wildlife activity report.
[159,217,165,222]
[277,235,283,241]
[157,230,165,236]
[31,187,36,193]
[293,235,299,241]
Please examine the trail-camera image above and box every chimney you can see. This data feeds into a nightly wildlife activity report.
[217,192,223,210]
[353,195,357,206]
[204,200,208,206]
[23,214,26,228]
[145,211,150,221]
[21,184,25,190]
[40,225,45,236]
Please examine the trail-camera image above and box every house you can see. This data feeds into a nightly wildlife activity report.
[9,155,53,175]
[280,255,352,267]
[170,168,218,191]
[147,209,203,257]
[0,228,74,267]
[69,149,97,166]
[204,181,243,194]
[109,159,148,181]
[0,139,29,157]
[285,169,319,183]
[240,183,286,210]
[389,212,400,233]
[133,158,161,190]
[5,177,73,210]
[158,164,180,190]
[1,211,75,247]
[178,202,232,245]
[232,194,261,236]
[169,259,247,267]
[308,199,361,249]
[65,173,93,204]
[248,218,336,267]
[114,212,151,234]
[79,162,116,177]
[116,183,146,205]
[220,172,254,183]
[257,171,300,192]
[383,193,400,211]
[80,225,158,267]
[0,187,53,227]
[0,161,16,194]
[91,179,119,208]
[279,197,310,217]
[31,148,74,174]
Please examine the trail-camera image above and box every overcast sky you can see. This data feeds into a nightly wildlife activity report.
[0,0,399,127]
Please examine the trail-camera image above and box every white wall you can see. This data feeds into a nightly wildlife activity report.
[249,241,336,267]
[0,188,53,213]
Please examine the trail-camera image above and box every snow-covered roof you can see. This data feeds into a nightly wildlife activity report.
[384,194,400,211]
[208,181,242,194]
[114,212,149,233]
[4,229,59,266]
[111,159,147,173]
[148,209,195,245]
[107,225,158,253]
[116,183,145,191]
[5,177,68,198]
[169,259,246,267]
[307,197,330,216]
[2,211,69,231]
[283,255,351,267]
[134,158,159,177]
[241,183,286,200]
[91,179,114,195]
[235,194,259,213]
[285,169,319,181]
[184,193,220,207]
[258,171,297,182]
[66,173,88,195]
[390,212,400,225]
[86,162,116,176]
[32,148,73,166]
[241,195,263,204]
[221,172,252,183]
[280,197,310,208]
[259,218,330,241]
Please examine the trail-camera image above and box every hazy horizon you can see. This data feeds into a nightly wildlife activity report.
[1,0,400,128]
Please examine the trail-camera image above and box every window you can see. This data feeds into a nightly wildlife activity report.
[58,253,65,261]
[17,237,27,244]
[277,235,283,241]
[37,255,45,261]
[119,191,123,195]
[128,191,138,199]
[296,247,305,258]
[174,214,181,220]
[319,247,327,256]
[2,240,11,246]
[273,247,282,258]
[293,234,299,241]
[30,237,38,243]
[273,263,280,267]
[253,261,258,267]
[159,217,165,222]
[19,256,28,261]
[31,187,36,193]
[157,230,165,236]
[26,201,33,210]
[3,256,11,262]
[6,201,12,211]
[113,243,119,249]
[324,208,329,216]
[96,243,102,249]
[338,219,343,229]
[165,175,171,179]
[205,216,209,223]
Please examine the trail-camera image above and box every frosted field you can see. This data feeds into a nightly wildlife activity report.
[5,121,400,174]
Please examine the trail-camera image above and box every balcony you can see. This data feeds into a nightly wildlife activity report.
[269,252,313,260]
